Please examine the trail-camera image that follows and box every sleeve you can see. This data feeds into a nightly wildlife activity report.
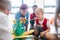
[30,14,35,26]
[47,20,50,27]
[30,14,33,19]
[15,13,20,21]
[25,12,29,26]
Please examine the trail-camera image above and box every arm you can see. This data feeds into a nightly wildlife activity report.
[44,27,50,33]
[25,12,29,31]
[30,14,35,26]
[15,13,20,21]
[40,20,50,37]
[15,13,24,21]
[43,20,50,33]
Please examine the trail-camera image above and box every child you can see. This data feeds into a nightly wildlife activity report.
[14,4,29,40]
[0,0,12,40]
[34,8,55,40]
[15,4,29,31]
[30,5,38,29]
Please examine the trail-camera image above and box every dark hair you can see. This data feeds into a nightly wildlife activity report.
[32,5,38,8]
[20,4,28,10]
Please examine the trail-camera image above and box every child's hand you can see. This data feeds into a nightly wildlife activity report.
[40,32,46,37]
[19,17,25,20]
[37,25,43,27]
[19,17,26,23]
[34,17,37,20]
[40,25,43,27]
[34,29,38,35]
[34,17,39,20]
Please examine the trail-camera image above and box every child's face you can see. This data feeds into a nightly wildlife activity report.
[35,10,43,20]
[21,9,27,16]
[33,7,38,12]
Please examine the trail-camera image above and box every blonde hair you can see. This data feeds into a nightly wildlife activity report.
[0,0,11,11]
[35,8,44,13]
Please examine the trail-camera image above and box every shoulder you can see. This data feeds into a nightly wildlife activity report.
[30,13,33,18]
[16,12,20,15]
[26,12,29,14]
[15,12,21,16]
[0,12,7,18]
[44,18,49,22]
[26,12,29,17]
[44,18,48,20]
[30,13,33,16]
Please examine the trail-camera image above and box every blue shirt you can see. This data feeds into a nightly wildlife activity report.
[15,12,29,26]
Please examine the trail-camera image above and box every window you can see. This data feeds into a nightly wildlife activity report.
[10,0,22,13]
[44,0,56,13]
[23,0,35,13]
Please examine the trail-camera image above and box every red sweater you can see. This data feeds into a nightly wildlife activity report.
[30,13,36,19]
[36,18,48,31]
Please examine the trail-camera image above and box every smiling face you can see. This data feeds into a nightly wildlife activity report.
[35,8,44,20]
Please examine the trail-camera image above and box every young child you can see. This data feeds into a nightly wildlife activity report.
[30,5,38,29]
[15,4,29,31]
[0,0,12,40]
[34,8,55,40]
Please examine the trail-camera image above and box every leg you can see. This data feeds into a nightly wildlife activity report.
[45,33,56,40]
[34,25,44,36]
[33,26,44,40]
[34,26,47,40]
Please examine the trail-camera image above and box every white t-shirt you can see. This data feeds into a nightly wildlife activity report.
[50,19,60,34]
[0,12,12,40]
[50,23,56,34]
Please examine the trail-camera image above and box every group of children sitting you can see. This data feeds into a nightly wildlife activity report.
[0,0,60,40]
[15,4,60,40]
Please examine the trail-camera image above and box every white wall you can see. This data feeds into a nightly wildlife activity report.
[35,0,44,8]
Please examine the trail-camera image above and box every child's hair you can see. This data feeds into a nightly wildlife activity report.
[35,8,44,14]
[0,0,11,11]
[32,5,38,8]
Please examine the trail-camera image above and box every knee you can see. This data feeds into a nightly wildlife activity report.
[45,33,56,40]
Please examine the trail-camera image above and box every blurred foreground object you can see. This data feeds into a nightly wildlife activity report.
[12,20,34,40]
